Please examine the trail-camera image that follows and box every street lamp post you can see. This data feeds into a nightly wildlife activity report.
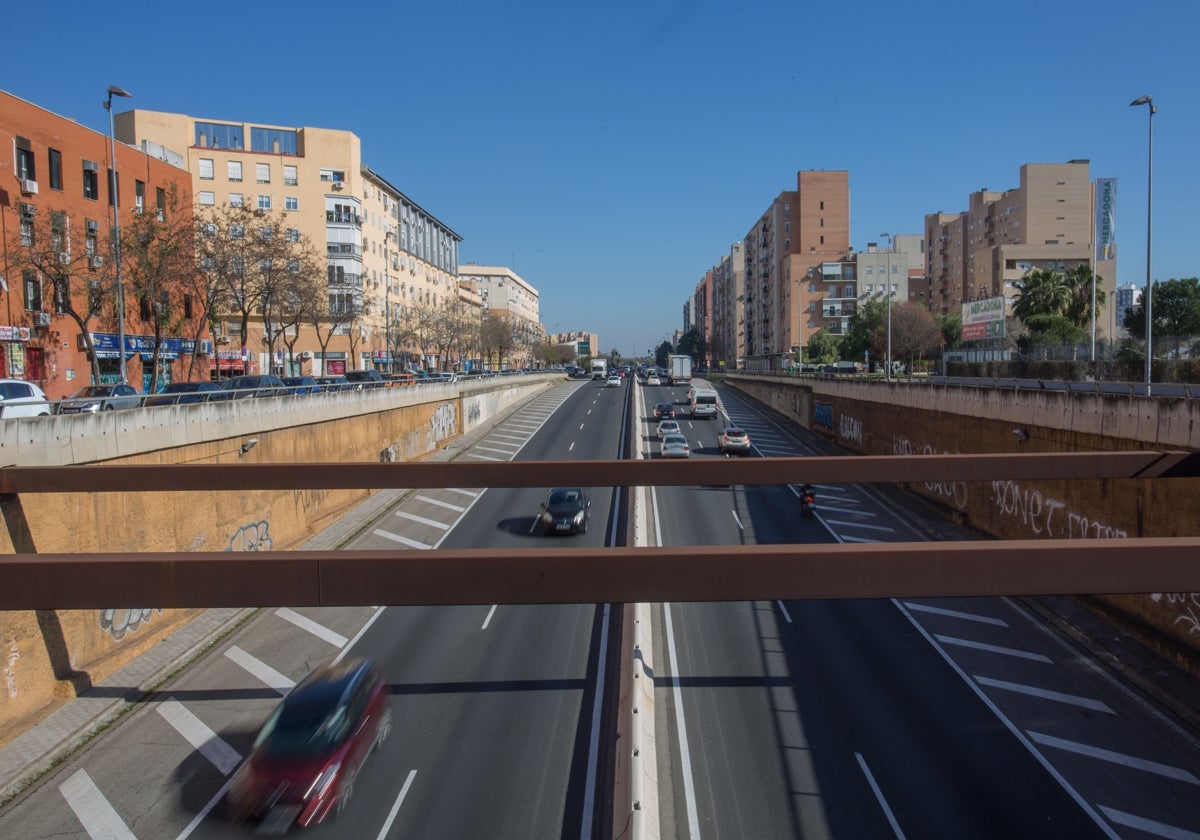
[104,85,132,384]
[1130,95,1155,396]
[881,232,893,379]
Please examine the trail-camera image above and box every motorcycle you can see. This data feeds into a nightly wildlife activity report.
[800,486,816,519]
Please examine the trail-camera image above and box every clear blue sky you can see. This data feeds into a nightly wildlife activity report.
[7,0,1197,358]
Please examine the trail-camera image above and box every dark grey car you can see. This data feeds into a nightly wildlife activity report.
[217,375,288,400]
[56,383,142,414]
[539,487,591,536]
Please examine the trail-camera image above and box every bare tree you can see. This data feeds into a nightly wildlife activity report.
[888,302,944,369]
[480,310,521,370]
[5,203,116,383]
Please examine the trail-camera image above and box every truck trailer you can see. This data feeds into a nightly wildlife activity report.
[668,355,692,386]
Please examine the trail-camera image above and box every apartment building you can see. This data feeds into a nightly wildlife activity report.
[457,265,541,369]
[924,161,1116,333]
[743,170,849,370]
[0,90,201,399]
[709,242,745,370]
[692,270,713,367]
[115,109,461,375]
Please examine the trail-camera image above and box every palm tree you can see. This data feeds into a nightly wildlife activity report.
[1012,268,1070,323]
[1062,264,1107,331]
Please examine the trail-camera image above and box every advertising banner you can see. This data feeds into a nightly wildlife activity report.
[961,296,1007,341]
[1095,178,1117,261]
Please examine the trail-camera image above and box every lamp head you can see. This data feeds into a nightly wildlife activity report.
[107,85,132,98]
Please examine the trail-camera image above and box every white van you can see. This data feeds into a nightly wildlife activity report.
[689,388,719,419]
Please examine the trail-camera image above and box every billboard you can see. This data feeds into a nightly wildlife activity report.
[961,296,1007,341]
[1095,178,1117,261]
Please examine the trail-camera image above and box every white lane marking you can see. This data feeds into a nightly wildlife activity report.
[332,605,388,666]
[569,441,576,451]
[1098,805,1200,839]
[175,775,235,840]
[821,519,894,532]
[664,603,702,839]
[855,752,906,839]
[275,607,349,648]
[465,453,503,461]
[776,601,792,623]
[893,599,1120,840]
[373,528,433,549]
[375,769,419,840]
[157,699,241,776]
[447,487,480,498]
[225,646,295,694]
[580,604,610,840]
[840,535,882,544]
[481,604,498,630]
[1029,731,1200,783]
[476,445,520,456]
[394,510,451,530]
[973,676,1115,714]
[731,510,745,529]
[416,495,467,512]
[902,602,1009,626]
[580,423,586,430]
[488,432,527,442]
[934,635,1053,663]
[60,769,137,840]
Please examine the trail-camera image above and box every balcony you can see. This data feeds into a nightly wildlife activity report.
[326,211,362,227]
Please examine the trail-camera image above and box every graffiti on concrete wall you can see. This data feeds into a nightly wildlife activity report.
[814,401,835,433]
[225,520,274,553]
[467,401,481,427]
[840,413,863,445]
[892,434,970,510]
[1149,593,1200,636]
[426,402,458,448]
[99,609,163,642]
[990,479,1127,539]
[5,638,18,699]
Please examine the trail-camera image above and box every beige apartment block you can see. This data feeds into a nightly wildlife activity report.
[710,243,745,370]
[457,265,541,369]
[924,160,1116,337]
[743,170,849,370]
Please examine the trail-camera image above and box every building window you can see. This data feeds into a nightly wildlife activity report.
[228,192,244,207]
[287,227,300,242]
[819,218,824,227]
[198,158,214,179]
[227,160,243,182]
[23,270,42,311]
[257,194,272,211]
[285,196,298,211]
[16,137,35,181]
[19,218,33,248]
[283,165,298,186]
[198,191,216,205]
[820,200,825,210]
[156,187,166,221]
[201,223,216,238]
[48,149,63,191]
[82,161,99,200]
[819,235,824,245]
[230,225,245,240]
[256,163,271,184]
[184,295,194,319]
[134,180,145,213]
[194,122,244,150]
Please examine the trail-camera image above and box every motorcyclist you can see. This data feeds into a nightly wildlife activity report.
[800,483,816,516]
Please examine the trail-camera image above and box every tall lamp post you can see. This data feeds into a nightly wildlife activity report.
[104,85,132,383]
[1130,95,1155,396]
[880,232,893,379]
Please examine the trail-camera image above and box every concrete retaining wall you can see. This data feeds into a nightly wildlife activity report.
[727,375,1200,665]
[0,377,554,746]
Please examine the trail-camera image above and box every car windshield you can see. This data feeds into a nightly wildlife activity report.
[548,489,582,507]
[70,386,111,398]
[255,692,352,758]
[663,434,687,445]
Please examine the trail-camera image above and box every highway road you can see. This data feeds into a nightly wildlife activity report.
[2,372,1200,839]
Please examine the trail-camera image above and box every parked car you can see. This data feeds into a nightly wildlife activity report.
[0,379,52,419]
[227,658,391,831]
[660,433,690,459]
[653,402,675,420]
[145,381,222,406]
[344,369,386,389]
[56,383,142,414]
[656,418,681,438]
[313,375,351,392]
[281,375,320,395]
[217,375,288,400]
[717,426,751,456]
[539,486,591,536]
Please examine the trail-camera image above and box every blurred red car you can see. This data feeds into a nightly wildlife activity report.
[228,658,391,831]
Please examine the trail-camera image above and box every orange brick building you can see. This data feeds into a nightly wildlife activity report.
[0,89,205,400]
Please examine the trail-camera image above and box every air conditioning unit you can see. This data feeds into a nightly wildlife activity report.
[300,350,314,360]
[89,256,105,268]
[331,181,344,190]
[58,252,72,265]
[216,335,231,344]
[19,203,36,216]
[86,220,99,232]
[33,312,51,327]
[19,179,38,196]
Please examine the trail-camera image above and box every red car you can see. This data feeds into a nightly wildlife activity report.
[228,658,391,831]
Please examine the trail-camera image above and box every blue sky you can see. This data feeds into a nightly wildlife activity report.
[7,0,1197,357]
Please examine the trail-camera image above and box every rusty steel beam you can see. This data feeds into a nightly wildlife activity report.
[3,451,1198,494]
[2,539,1199,609]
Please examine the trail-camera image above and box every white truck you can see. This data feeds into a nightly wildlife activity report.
[688,387,719,419]
[591,358,607,380]
[668,354,692,386]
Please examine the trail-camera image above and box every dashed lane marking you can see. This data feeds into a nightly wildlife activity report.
[935,635,1053,663]
[60,769,137,840]
[225,646,296,695]
[1098,806,1200,839]
[1029,731,1200,784]
[415,495,467,512]
[157,699,241,776]
[974,676,1115,714]
[394,510,452,530]
[275,607,349,647]
[373,528,433,548]
[902,602,1009,627]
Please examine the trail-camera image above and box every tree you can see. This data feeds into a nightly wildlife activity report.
[676,328,704,364]
[937,312,963,349]
[805,329,841,363]
[1012,268,1070,324]
[6,204,115,384]
[1124,278,1200,358]
[1062,264,1107,332]
[1016,314,1085,357]
[654,341,672,369]
[841,298,886,362]
[889,302,943,366]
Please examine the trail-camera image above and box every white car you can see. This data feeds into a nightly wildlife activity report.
[0,379,52,419]
[660,433,690,459]
[656,418,681,438]
[606,375,622,387]
[646,375,661,386]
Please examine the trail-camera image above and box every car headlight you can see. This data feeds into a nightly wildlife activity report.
[541,511,553,524]
[573,511,585,525]
[304,762,341,800]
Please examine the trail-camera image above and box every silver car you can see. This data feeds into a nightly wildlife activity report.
[660,433,690,459]
[56,383,142,414]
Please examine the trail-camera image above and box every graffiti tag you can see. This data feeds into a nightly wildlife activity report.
[840,414,863,444]
[1149,593,1200,636]
[990,480,1127,539]
[814,401,834,432]
[892,434,969,509]
[99,608,162,642]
